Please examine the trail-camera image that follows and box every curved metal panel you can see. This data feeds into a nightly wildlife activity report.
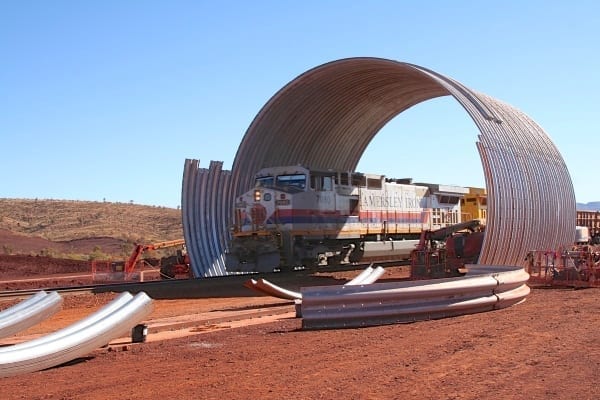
[345,265,374,286]
[0,291,48,319]
[242,266,385,301]
[0,291,153,378]
[244,278,302,301]
[0,291,63,339]
[182,57,575,275]
[182,160,232,277]
[300,266,530,329]
[0,292,134,353]
[350,266,385,285]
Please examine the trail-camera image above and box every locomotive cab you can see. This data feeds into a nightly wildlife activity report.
[227,166,312,272]
[233,166,308,232]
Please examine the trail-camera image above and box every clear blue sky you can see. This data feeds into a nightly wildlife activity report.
[1,1,598,208]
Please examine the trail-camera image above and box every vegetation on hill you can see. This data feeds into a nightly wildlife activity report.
[0,198,184,259]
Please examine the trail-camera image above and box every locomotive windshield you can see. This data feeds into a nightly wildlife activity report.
[275,174,306,190]
[256,176,275,187]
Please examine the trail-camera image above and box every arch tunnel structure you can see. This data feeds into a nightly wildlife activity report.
[182,57,576,278]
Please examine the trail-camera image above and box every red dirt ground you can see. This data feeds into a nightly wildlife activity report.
[0,229,125,290]
[1,250,600,399]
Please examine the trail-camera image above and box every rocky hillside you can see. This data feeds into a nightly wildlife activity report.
[0,198,183,259]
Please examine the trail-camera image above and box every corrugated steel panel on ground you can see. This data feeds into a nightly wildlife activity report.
[0,292,134,353]
[0,291,63,339]
[243,266,386,301]
[0,291,153,378]
[300,266,530,329]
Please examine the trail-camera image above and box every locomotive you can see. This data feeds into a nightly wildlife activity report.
[225,165,471,272]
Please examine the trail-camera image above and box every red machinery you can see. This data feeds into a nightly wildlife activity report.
[124,239,191,279]
[410,219,484,279]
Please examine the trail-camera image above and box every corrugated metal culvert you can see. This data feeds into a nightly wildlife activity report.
[183,57,575,278]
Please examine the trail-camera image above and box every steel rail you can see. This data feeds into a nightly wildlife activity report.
[0,287,94,300]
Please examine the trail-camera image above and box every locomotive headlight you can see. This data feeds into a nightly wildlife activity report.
[254,189,261,202]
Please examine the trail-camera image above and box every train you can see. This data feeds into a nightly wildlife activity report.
[225,165,476,272]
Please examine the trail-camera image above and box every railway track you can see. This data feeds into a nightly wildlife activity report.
[0,285,98,300]
[0,260,411,301]
[0,279,161,300]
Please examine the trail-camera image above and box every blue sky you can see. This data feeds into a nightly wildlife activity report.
[1,1,598,208]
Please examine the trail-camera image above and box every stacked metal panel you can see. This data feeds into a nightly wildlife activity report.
[182,57,575,277]
[182,159,232,277]
[300,266,530,329]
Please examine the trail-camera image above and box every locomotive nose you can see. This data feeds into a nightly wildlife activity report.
[250,203,267,225]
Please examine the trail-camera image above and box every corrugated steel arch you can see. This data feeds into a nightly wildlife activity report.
[182,160,231,277]
[183,57,575,277]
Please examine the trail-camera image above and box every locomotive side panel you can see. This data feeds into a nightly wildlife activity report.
[357,183,432,238]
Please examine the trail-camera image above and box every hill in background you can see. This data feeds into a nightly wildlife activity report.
[577,202,600,212]
[2,197,596,261]
[0,198,183,260]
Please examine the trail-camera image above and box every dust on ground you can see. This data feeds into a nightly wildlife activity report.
[1,258,599,400]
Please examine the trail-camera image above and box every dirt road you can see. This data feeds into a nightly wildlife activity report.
[1,277,599,399]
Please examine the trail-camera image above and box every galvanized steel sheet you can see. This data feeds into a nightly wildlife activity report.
[242,266,386,301]
[0,291,63,339]
[300,265,531,329]
[0,291,153,378]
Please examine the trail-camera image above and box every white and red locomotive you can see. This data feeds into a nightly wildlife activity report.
[226,165,469,272]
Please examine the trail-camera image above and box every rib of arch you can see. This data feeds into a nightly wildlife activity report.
[182,57,576,277]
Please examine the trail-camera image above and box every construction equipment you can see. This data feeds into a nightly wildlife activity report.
[410,219,484,279]
[158,248,191,279]
[527,245,600,288]
[124,239,191,279]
